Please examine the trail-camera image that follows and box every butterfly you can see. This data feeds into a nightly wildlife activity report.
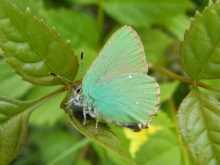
[50,25,160,135]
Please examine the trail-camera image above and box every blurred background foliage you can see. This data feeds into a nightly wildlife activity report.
[0,0,219,164]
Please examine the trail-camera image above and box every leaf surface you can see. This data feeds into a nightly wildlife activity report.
[0,87,65,164]
[177,87,220,164]
[103,0,194,28]
[135,129,181,165]
[0,0,78,86]
[160,81,180,103]
[180,0,220,80]
[139,29,174,63]
[0,60,33,99]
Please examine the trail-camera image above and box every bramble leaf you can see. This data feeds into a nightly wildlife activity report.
[38,8,99,80]
[180,0,220,80]
[177,87,220,164]
[0,0,78,86]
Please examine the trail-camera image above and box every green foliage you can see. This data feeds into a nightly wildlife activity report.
[0,60,33,99]
[0,88,65,165]
[139,28,174,63]
[135,110,181,165]
[0,0,220,165]
[160,81,180,103]
[103,0,194,28]
[180,0,220,80]
[25,86,66,126]
[177,87,220,164]
[0,0,78,86]
[136,129,181,165]
[165,14,191,40]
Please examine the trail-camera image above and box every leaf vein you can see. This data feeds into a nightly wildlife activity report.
[195,87,218,162]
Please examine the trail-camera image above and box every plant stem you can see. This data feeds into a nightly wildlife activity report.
[97,0,104,49]
[35,86,67,104]
[149,64,220,95]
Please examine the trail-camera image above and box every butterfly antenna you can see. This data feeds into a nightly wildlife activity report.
[48,72,78,87]
[80,51,84,85]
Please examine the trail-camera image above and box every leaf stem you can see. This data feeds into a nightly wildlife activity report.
[149,64,220,95]
[97,0,104,49]
[27,86,68,113]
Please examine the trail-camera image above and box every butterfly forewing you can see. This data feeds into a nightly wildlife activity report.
[83,26,147,95]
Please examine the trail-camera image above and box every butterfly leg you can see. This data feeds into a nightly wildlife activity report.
[63,98,74,109]
[83,107,89,127]
[95,116,99,136]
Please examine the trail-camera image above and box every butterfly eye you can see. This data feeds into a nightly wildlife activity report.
[76,88,81,94]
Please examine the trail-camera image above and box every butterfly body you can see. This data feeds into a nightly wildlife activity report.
[65,25,160,134]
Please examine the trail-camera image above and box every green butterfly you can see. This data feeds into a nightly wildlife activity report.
[52,25,160,135]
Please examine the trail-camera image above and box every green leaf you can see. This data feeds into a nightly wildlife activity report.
[39,8,98,51]
[10,0,43,18]
[25,86,66,126]
[0,0,78,86]
[39,7,99,80]
[75,160,93,165]
[177,87,220,164]
[0,87,65,165]
[135,129,182,165]
[61,88,134,164]
[165,14,191,40]
[138,29,174,63]
[151,109,174,127]
[180,0,220,80]
[31,129,86,165]
[106,127,132,165]
[0,48,3,57]
[70,0,98,5]
[0,60,33,99]
[199,79,220,100]
[103,0,194,28]
[160,81,180,103]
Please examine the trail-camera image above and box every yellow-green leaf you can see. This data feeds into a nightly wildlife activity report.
[103,0,194,28]
[177,87,220,164]
[160,80,180,103]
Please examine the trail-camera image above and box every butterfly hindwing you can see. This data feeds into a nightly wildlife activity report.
[90,73,160,125]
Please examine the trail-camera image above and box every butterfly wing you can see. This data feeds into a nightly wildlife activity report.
[90,73,160,126]
[82,25,160,127]
[83,25,147,95]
